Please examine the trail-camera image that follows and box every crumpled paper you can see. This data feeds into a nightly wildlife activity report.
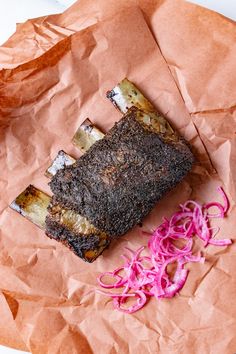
[0,1,236,353]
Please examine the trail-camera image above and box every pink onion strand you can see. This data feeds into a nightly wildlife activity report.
[96,187,232,313]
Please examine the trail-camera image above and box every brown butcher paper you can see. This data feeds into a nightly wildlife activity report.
[0,1,235,353]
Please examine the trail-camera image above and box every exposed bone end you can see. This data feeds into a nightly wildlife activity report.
[107,78,176,140]
[10,185,110,262]
[72,118,104,153]
[10,185,50,229]
[106,78,154,114]
[45,150,76,178]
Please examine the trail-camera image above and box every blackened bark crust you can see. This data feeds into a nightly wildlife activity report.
[45,198,110,262]
[49,108,194,237]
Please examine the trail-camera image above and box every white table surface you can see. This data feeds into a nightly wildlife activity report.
[0,0,235,353]
[0,0,235,45]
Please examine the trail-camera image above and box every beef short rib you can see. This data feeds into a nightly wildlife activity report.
[49,107,194,237]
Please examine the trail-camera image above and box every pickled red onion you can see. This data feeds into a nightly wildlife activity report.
[97,187,232,313]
